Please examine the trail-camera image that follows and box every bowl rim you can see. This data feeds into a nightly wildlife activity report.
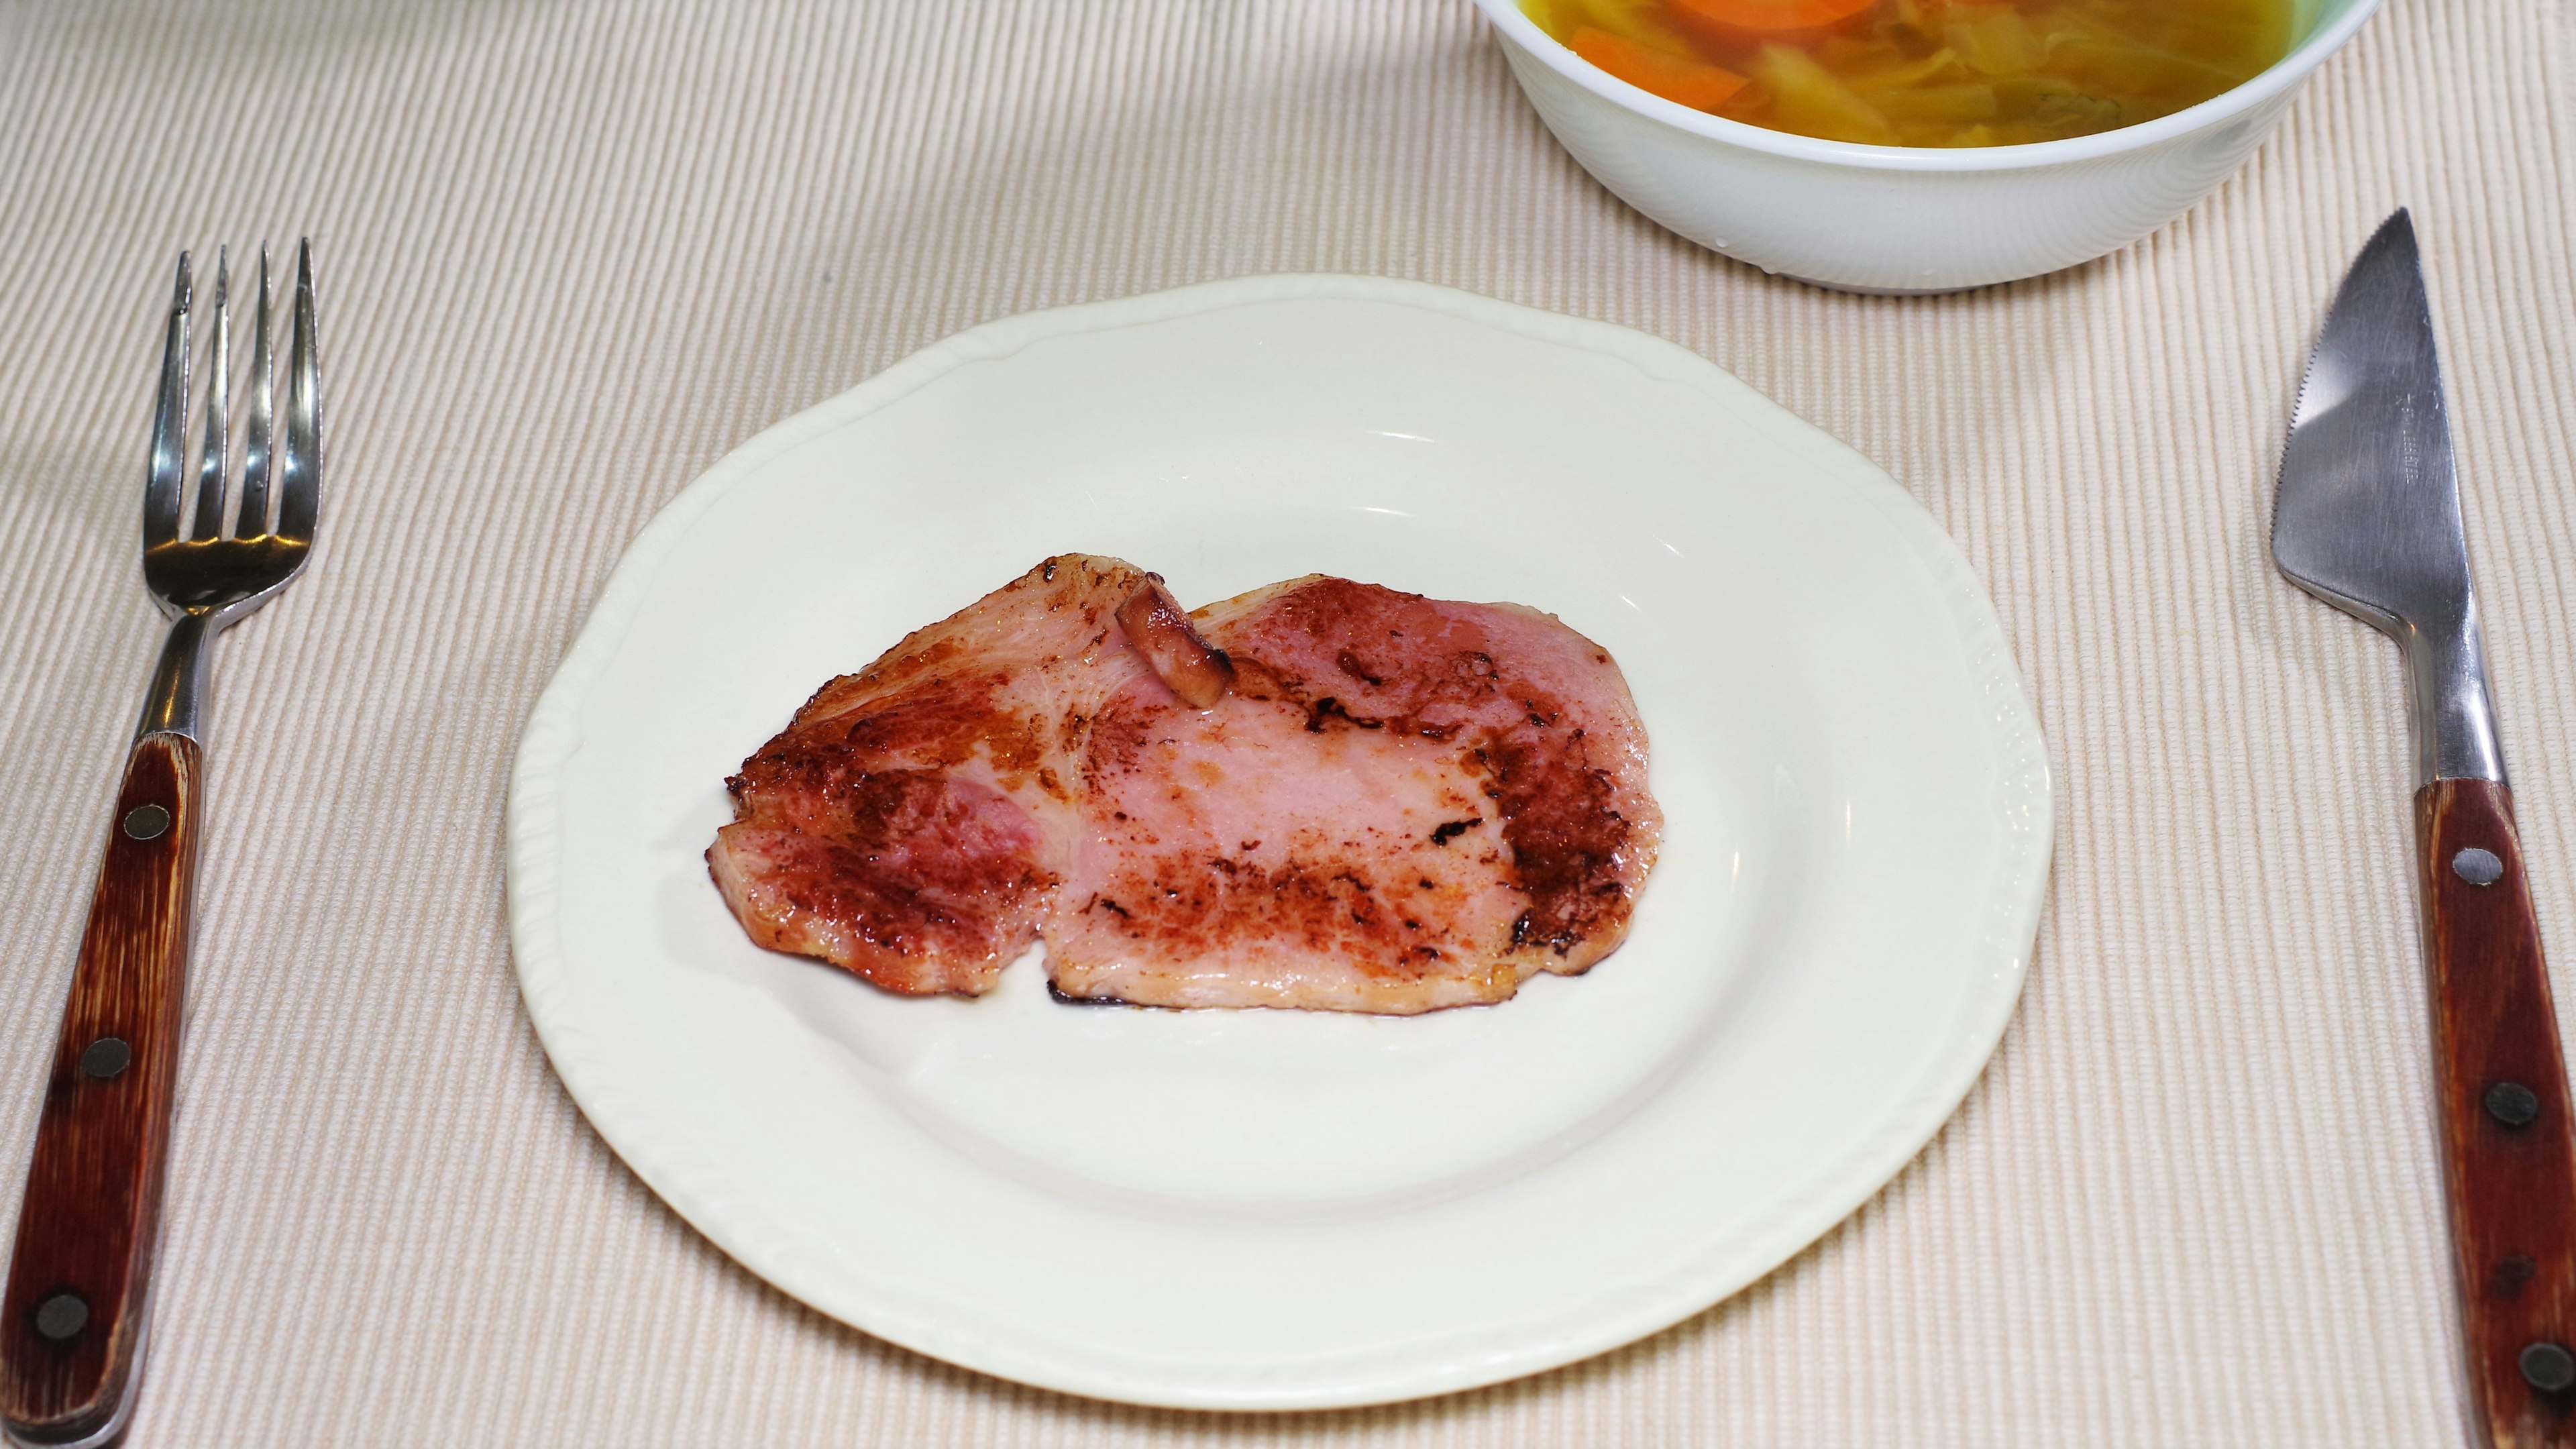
[1470,0,2381,173]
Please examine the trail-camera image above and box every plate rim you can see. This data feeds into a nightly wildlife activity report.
[506,272,2054,1409]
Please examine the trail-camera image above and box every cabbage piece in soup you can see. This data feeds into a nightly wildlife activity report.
[1522,0,2294,148]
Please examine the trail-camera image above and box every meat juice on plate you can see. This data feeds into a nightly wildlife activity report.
[1521,0,2294,147]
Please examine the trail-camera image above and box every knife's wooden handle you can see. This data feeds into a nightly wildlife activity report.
[2420,778,2576,1449]
[0,733,199,1447]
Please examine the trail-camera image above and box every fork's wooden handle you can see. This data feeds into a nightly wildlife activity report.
[2419,780,2576,1449]
[0,734,199,1448]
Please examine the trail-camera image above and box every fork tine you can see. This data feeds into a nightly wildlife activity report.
[274,239,321,546]
[191,248,230,541]
[144,252,191,551]
[237,245,274,540]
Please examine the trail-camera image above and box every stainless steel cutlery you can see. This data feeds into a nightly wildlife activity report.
[0,244,322,1449]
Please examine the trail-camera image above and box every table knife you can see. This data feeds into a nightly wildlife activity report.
[2274,208,2576,1448]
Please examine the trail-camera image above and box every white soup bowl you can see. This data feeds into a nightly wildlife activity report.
[1473,0,2379,292]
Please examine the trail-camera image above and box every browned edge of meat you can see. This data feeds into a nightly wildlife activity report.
[1116,576,1234,708]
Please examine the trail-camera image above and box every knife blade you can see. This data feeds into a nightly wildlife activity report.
[2275,208,2576,1449]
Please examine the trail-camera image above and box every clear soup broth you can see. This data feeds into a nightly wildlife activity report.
[1522,0,2295,147]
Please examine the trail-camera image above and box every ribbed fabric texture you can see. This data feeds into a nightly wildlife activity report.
[1,0,2571,1442]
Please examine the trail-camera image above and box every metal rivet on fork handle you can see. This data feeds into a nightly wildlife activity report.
[2487,1081,2542,1128]
[2523,1342,2576,1393]
[120,804,168,841]
[2454,846,2504,885]
[30,1294,86,1345]
[78,1038,130,1081]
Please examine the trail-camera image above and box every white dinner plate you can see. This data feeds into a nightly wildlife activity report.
[508,275,2051,1409]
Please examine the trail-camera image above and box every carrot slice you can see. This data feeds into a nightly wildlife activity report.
[1570,27,1751,110]
[1666,0,1876,44]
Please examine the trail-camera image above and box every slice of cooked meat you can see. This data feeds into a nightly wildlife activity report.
[709,559,1661,1013]
[710,555,1153,994]
[1046,576,1660,1012]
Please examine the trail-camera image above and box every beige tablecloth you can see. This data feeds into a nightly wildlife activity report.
[3,0,2573,1442]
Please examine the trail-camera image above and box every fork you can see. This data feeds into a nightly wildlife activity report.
[0,242,321,1448]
